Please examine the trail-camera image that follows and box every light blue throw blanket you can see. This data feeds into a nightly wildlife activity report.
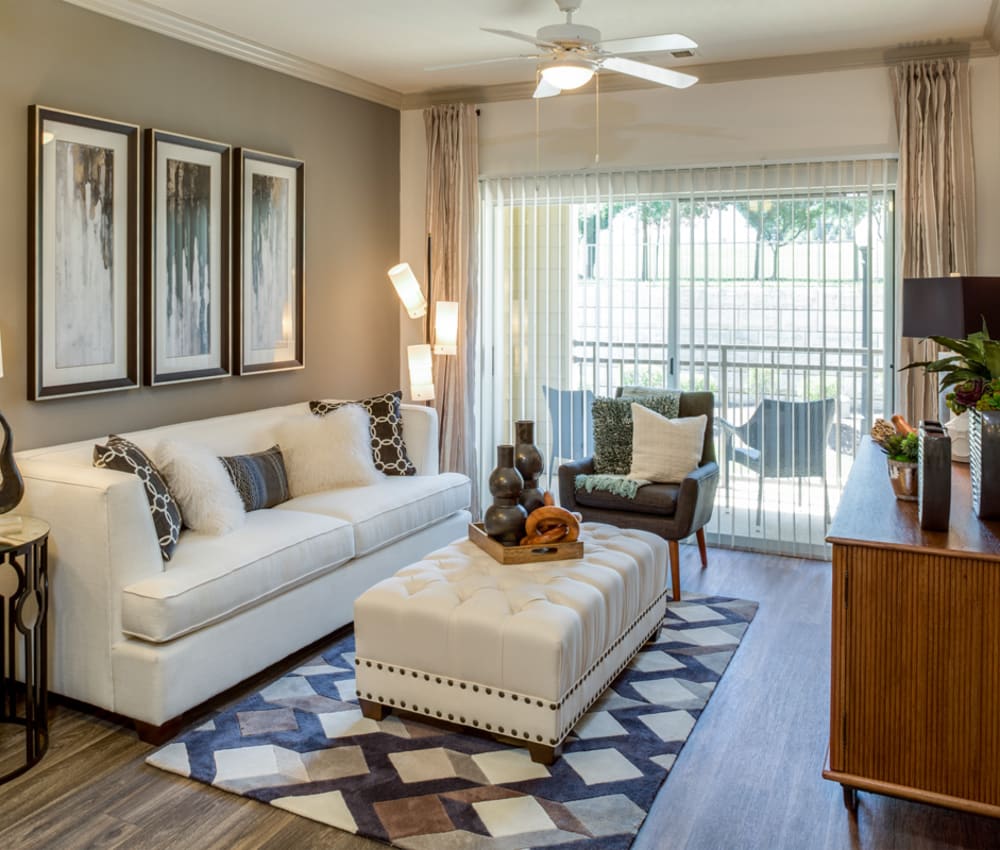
[575,473,650,500]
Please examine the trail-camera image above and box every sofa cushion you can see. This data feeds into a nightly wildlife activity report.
[275,472,470,556]
[121,509,355,642]
[94,435,183,561]
[219,445,291,511]
[574,481,679,516]
[310,390,417,477]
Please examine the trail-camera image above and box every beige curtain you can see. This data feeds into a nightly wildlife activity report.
[893,57,976,423]
[425,103,480,515]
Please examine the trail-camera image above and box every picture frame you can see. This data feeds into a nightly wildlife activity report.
[28,105,140,400]
[233,148,304,375]
[145,129,231,385]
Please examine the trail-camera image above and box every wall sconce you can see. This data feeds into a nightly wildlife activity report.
[407,344,435,401]
[388,262,428,319]
[433,301,459,355]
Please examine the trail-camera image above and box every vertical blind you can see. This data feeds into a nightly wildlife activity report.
[476,158,896,559]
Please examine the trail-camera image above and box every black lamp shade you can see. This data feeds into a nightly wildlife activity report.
[901,276,1000,338]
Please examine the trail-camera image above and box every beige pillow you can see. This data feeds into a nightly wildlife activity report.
[627,403,707,483]
[274,404,384,497]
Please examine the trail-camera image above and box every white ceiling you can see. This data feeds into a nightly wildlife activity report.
[72,0,997,102]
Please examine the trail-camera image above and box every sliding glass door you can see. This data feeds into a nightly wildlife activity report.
[478,160,896,558]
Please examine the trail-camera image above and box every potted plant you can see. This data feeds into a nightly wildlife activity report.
[871,419,920,500]
[905,323,1000,517]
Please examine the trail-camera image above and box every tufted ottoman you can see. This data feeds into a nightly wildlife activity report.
[353,522,668,763]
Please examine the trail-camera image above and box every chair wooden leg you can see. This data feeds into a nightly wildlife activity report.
[668,539,681,601]
[696,528,708,568]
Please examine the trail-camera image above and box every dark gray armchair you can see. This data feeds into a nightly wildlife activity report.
[558,390,719,602]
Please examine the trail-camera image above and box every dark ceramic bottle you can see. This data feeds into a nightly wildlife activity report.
[0,412,24,515]
[514,420,545,514]
[484,444,528,545]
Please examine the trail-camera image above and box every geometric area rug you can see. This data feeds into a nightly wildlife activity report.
[146,594,757,850]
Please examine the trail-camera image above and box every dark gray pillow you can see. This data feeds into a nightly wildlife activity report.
[591,393,681,475]
[218,445,290,512]
[309,390,416,476]
[93,435,182,561]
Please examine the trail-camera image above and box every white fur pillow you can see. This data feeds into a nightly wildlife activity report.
[275,404,384,497]
[155,440,245,535]
[627,404,707,484]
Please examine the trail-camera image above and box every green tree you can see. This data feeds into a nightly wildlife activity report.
[578,199,706,281]
[734,198,834,280]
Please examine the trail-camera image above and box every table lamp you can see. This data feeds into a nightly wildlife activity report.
[0,330,25,515]
[901,276,1000,338]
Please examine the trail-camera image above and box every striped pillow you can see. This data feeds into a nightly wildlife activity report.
[218,445,290,512]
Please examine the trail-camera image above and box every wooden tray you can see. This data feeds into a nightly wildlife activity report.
[468,522,583,565]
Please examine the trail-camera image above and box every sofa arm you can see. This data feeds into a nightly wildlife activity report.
[557,456,596,509]
[400,403,439,475]
[671,461,720,537]
[16,460,165,711]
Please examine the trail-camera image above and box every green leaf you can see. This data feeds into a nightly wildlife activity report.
[929,335,985,363]
[983,340,1000,379]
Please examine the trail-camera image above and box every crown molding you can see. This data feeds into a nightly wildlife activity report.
[400,38,995,109]
[986,0,1000,51]
[62,0,403,109]
[60,2,996,113]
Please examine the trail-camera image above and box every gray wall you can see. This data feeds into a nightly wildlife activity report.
[0,0,400,449]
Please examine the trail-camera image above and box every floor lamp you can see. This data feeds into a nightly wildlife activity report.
[388,257,458,403]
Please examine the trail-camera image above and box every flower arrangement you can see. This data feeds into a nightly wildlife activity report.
[905,323,1000,414]
[871,418,919,462]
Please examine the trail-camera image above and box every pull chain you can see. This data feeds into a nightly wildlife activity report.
[595,70,600,165]
[535,69,542,176]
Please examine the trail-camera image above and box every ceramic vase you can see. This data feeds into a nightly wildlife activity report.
[0,411,24,515]
[514,420,546,514]
[484,444,528,545]
[969,409,1000,519]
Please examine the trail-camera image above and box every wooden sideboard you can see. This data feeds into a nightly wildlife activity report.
[824,437,1000,816]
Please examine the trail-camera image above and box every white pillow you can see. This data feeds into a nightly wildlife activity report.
[275,404,384,497]
[155,440,245,535]
[627,403,707,483]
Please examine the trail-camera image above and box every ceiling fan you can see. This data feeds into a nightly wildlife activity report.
[428,0,699,98]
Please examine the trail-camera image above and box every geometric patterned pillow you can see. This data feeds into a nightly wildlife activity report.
[591,393,681,475]
[218,445,291,512]
[93,435,183,561]
[309,390,416,476]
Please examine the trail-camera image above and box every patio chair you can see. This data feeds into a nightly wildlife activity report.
[717,397,837,526]
[542,386,594,489]
[557,389,718,602]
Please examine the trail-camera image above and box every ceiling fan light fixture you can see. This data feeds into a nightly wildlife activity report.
[540,57,595,91]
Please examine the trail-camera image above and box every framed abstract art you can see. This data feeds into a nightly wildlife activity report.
[28,105,139,400]
[145,129,231,384]
[233,149,304,375]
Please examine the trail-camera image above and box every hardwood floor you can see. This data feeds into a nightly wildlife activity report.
[1,546,998,849]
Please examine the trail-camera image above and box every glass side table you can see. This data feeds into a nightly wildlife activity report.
[0,516,50,783]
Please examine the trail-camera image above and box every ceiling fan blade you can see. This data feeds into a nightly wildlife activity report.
[597,33,697,55]
[425,55,535,71]
[601,56,698,89]
[533,78,562,99]
[482,27,559,49]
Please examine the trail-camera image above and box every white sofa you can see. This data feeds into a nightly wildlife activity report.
[15,401,471,738]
